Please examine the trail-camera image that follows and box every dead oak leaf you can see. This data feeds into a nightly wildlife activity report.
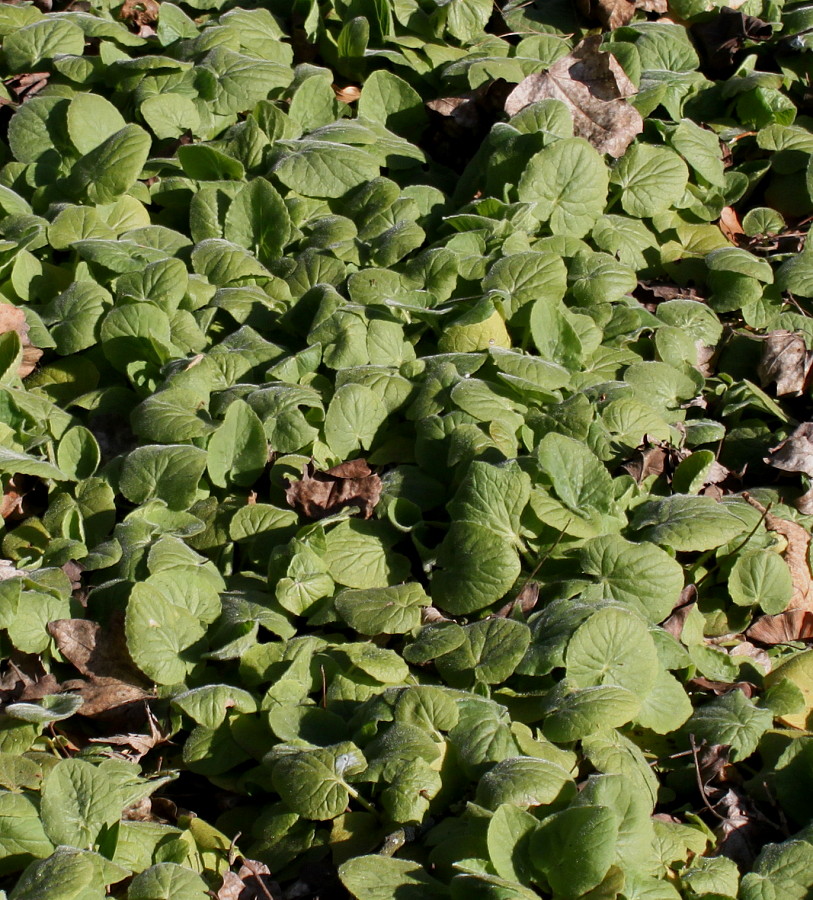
[577,0,636,30]
[504,36,643,158]
[0,304,42,377]
[757,332,812,398]
[285,459,382,520]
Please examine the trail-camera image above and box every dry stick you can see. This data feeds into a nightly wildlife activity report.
[689,734,727,823]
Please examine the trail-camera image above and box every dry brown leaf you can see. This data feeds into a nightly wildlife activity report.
[691,7,773,72]
[719,206,745,244]
[766,422,813,478]
[744,493,813,611]
[64,675,152,717]
[504,36,643,158]
[757,332,812,397]
[0,304,42,377]
[119,0,158,26]
[48,616,147,685]
[285,459,382,520]
[495,581,539,619]
[334,84,361,104]
[6,71,49,102]
[577,0,636,29]
[89,704,167,761]
[217,859,280,900]
[746,609,813,644]
[424,79,513,172]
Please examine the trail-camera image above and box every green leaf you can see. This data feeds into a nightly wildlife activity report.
[486,803,538,884]
[119,445,208,511]
[476,757,575,810]
[630,495,746,551]
[273,143,380,199]
[0,791,53,863]
[729,550,793,614]
[324,384,388,459]
[128,863,210,900]
[223,178,292,264]
[3,19,85,72]
[323,519,410,589]
[40,759,122,850]
[339,855,447,900]
[530,805,618,899]
[335,583,430,635]
[125,582,207,685]
[272,743,367,820]
[67,94,127,156]
[68,125,151,205]
[685,689,773,761]
[207,399,267,488]
[566,606,660,698]
[578,535,684,622]
[611,143,689,217]
[543,684,642,742]
[518,138,608,237]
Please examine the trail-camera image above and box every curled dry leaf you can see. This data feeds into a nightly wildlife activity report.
[495,581,539,619]
[89,704,167,762]
[217,859,280,900]
[285,458,382,520]
[757,332,811,397]
[334,84,361,104]
[766,422,813,477]
[691,7,773,72]
[504,36,643,158]
[746,609,813,644]
[719,206,745,245]
[0,304,42,377]
[576,0,636,30]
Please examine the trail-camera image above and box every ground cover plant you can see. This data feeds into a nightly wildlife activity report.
[0,0,813,896]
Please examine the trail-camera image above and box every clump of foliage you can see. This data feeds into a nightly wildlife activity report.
[0,0,812,897]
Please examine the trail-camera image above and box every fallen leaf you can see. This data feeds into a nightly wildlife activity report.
[765,422,813,477]
[334,84,361,104]
[285,459,382,520]
[719,206,745,245]
[119,0,158,29]
[743,493,813,612]
[757,332,812,397]
[0,304,42,377]
[577,0,636,29]
[691,7,773,73]
[495,581,539,618]
[688,676,756,698]
[0,475,25,520]
[424,79,513,171]
[0,559,17,581]
[6,71,49,102]
[217,859,280,900]
[89,704,167,761]
[746,609,813,644]
[504,36,643,158]
[0,655,60,704]
[48,616,148,685]
[63,675,152,718]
